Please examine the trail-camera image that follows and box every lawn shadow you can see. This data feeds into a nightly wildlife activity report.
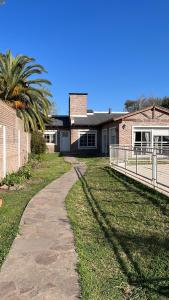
[104,167,169,217]
[74,165,169,299]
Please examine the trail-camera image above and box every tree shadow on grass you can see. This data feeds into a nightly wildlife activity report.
[74,166,169,299]
[104,167,169,217]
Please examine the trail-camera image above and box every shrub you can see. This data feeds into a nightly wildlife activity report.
[31,131,47,154]
[1,164,32,188]
[17,165,32,180]
[0,152,46,188]
[28,153,44,168]
[1,172,23,187]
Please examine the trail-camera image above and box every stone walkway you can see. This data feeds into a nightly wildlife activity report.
[0,157,86,300]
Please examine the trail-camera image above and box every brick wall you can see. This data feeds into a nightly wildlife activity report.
[101,108,169,147]
[70,127,101,154]
[47,144,58,153]
[102,122,119,141]
[0,101,31,179]
[69,93,87,116]
[118,108,169,145]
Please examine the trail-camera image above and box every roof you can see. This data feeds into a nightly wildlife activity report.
[45,105,169,128]
[46,115,70,127]
[99,105,169,125]
[73,112,126,126]
[114,105,169,121]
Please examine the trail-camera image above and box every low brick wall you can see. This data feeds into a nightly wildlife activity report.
[0,101,31,179]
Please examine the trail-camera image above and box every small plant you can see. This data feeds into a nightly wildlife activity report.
[1,163,32,188]
[28,153,44,168]
[18,165,32,180]
[31,131,47,154]
[1,172,23,187]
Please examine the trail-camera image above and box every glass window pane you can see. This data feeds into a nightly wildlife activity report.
[44,134,50,143]
[79,131,96,147]
[142,132,150,142]
[44,133,56,144]
[135,132,141,141]
[80,134,87,147]
[88,133,95,146]
[163,136,169,143]
[50,134,55,143]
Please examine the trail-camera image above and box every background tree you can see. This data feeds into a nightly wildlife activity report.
[161,97,169,109]
[124,99,140,112]
[124,96,163,112]
[0,50,52,131]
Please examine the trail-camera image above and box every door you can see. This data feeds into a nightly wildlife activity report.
[60,131,70,152]
[109,127,116,145]
[102,129,108,154]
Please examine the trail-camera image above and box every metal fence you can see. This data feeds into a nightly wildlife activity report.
[110,144,169,194]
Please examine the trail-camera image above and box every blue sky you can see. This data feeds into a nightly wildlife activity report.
[1,0,169,114]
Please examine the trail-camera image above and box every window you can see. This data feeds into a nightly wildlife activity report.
[133,127,169,155]
[109,128,116,145]
[134,131,151,148]
[154,135,169,154]
[79,130,97,148]
[44,132,57,144]
[134,131,151,154]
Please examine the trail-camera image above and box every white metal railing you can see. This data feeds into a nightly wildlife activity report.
[109,144,169,193]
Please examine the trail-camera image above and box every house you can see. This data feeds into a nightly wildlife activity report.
[44,93,169,154]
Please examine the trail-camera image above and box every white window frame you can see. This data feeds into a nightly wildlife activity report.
[132,126,169,149]
[109,127,116,145]
[44,130,57,145]
[78,129,97,149]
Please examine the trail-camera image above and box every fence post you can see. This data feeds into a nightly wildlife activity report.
[152,148,157,187]
[125,149,127,170]
[136,148,138,174]
[117,147,119,165]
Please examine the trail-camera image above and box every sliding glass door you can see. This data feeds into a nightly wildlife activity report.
[133,127,169,155]
[153,135,169,154]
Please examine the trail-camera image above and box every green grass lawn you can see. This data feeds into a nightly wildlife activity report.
[0,153,71,268]
[66,157,169,300]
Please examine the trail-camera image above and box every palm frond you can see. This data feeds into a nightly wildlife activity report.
[0,50,53,131]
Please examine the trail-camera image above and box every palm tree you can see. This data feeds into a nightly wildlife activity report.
[0,50,52,131]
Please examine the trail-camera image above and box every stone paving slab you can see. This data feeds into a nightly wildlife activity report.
[0,158,86,300]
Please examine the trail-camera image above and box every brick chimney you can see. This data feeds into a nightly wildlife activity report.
[69,93,88,117]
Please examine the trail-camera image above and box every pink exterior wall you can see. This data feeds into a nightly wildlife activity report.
[0,101,31,179]
[101,122,119,143]
[118,109,169,145]
[47,144,59,153]
[70,127,101,154]
[101,108,169,147]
